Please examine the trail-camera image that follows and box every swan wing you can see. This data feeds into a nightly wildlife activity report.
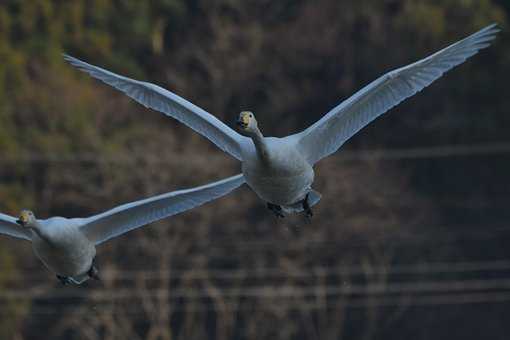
[0,213,31,241]
[79,174,245,245]
[290,24,499,165]
[63,55,249,161]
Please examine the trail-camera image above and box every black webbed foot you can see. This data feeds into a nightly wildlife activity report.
[302,193,314,219]
[88,258,100,281]
[56,274,72,285]
[267,202,285,218]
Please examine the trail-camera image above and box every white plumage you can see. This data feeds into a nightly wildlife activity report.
[0,174,244,284]
[64,24,499,216]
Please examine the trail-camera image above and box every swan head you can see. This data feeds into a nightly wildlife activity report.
[16,209,37,228]
[236,111,258,132]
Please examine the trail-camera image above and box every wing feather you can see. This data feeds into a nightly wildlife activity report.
[0,213,31,241]
[63,55,249,161]
[79,174,245,245]
[290,24,499,164]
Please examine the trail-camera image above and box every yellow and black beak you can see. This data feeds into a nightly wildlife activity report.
[237,113,250,129]
[16,211,29,225]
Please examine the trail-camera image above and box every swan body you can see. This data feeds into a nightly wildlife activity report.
[64,24,500,217]
[241,137,314,207]
[30,217,95,283]
[0,174,244,284]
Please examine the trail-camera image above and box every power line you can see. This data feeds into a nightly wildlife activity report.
[337,142,510,161]
[1,142,510,164]
[147,223,510,252]
[7,259,510,283]
[7,292,510,316]
[81,259,510,279]
[3,277,510,300]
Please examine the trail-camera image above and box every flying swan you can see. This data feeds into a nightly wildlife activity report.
[64,24,499,218]
[0,174,244,284]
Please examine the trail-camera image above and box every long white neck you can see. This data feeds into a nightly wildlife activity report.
[29,221,52,244]
[250,126,270,163]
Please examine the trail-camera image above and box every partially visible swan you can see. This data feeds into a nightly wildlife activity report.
[64,24,499,217]
[0,174,244,284]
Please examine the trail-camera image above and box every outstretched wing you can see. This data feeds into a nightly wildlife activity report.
[63,55,249,161]
[289,24,499,165]
[79,174,245,245]
[0,213,31,241]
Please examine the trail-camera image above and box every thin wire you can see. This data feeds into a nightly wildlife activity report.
[0,142,510,164]
[9,292,510,316]
[3,277,510,300]
[337,142,510,161]
[153,223,510,252]
[7,259,510,282]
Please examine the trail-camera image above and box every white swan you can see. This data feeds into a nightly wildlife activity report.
[0,174,244,284]
[64,24,499,217]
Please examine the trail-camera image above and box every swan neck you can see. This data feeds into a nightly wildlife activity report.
[29,221,52,243]
[251,127,270,162]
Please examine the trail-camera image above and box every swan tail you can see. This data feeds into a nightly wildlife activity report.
[307,189,322,207]
[282,189,322,214]
[70,274,89,285]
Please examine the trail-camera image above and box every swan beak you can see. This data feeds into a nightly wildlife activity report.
[17,211,29,225]
[237,115,249,129]
[236,118,246,129]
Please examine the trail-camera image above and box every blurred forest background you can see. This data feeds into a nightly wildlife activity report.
[0,0,509,339]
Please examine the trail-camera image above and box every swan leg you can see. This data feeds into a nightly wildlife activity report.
[87,258,100,281]
[267,202,285,218]
[56,274,72,285]
[302,193,314,219]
